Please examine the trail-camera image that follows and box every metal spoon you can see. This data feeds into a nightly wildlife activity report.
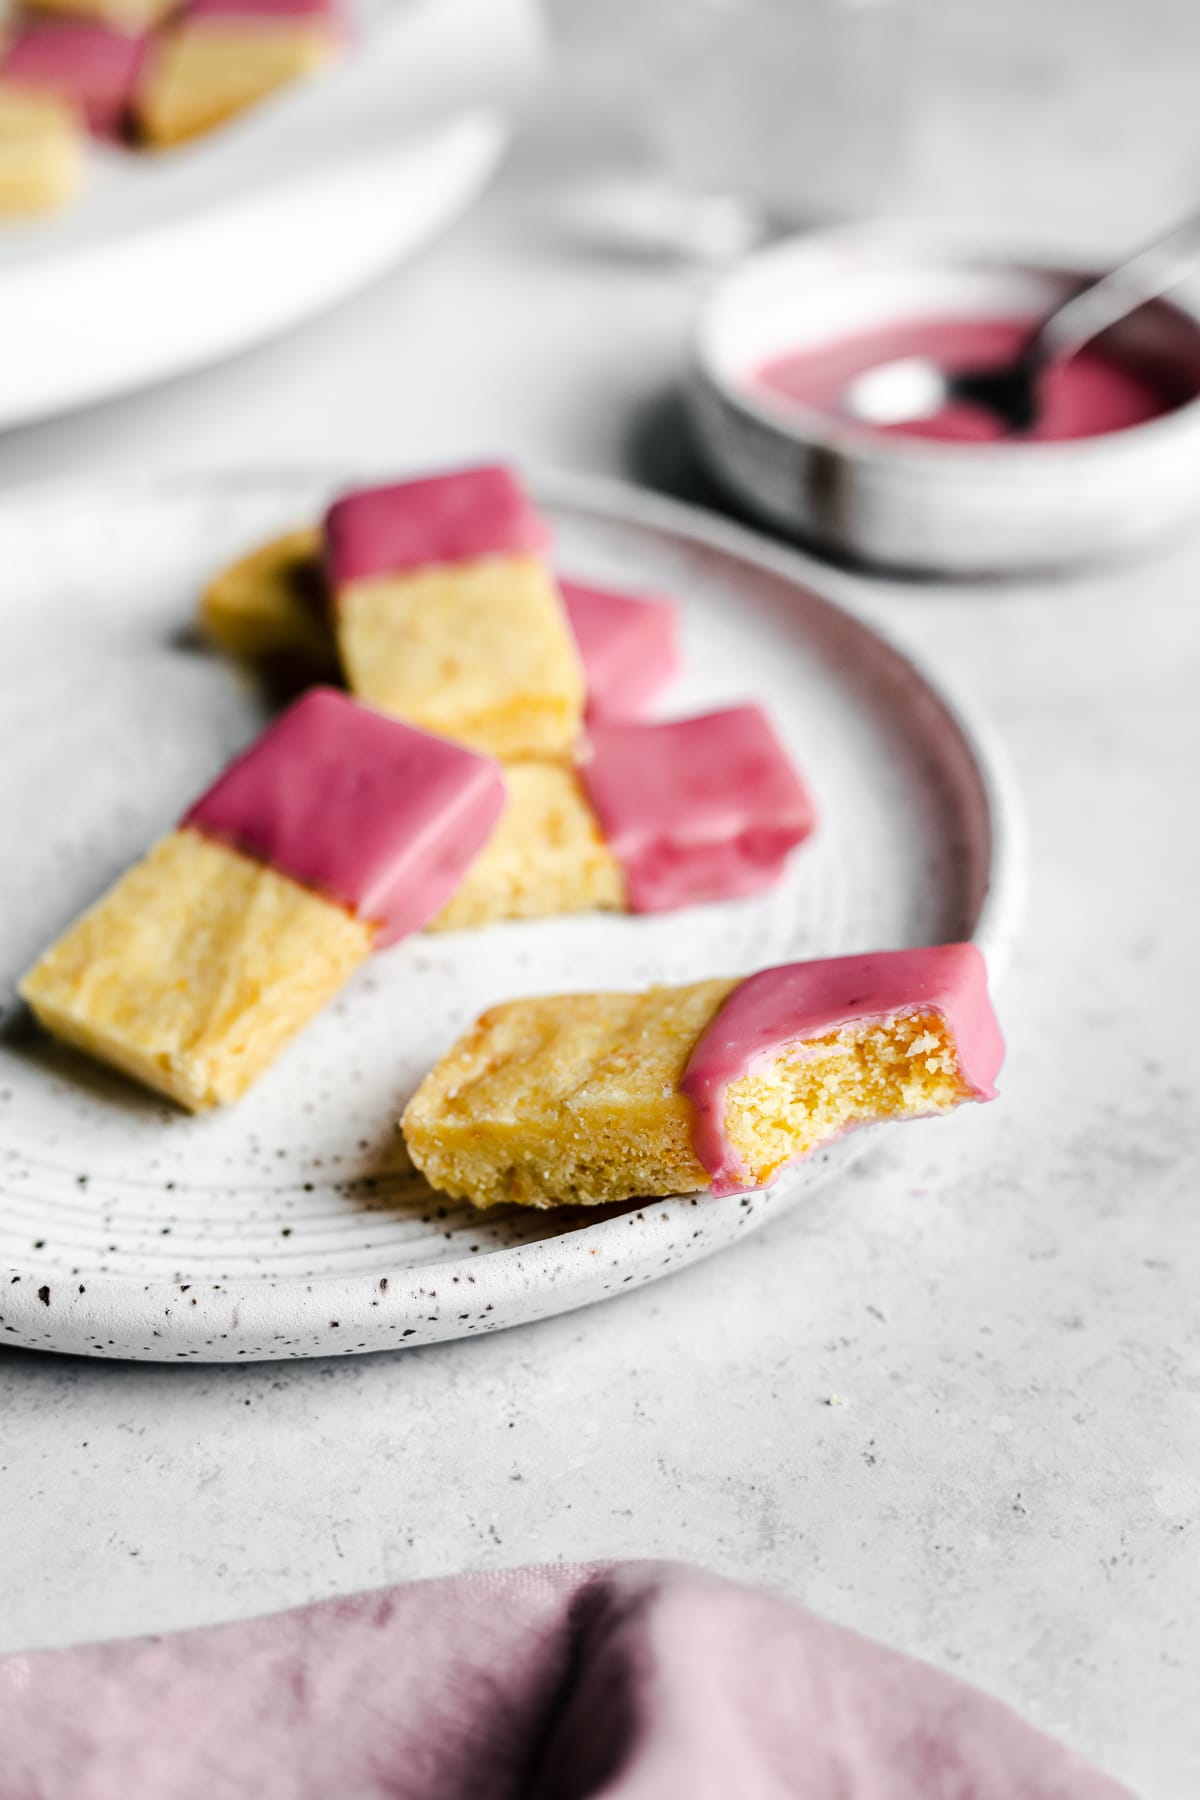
[843,208,1200,434]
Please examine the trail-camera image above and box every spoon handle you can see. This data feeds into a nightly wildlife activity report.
[1033,207,1200,369]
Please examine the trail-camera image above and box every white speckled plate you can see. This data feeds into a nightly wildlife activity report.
[0,471,1025,1362]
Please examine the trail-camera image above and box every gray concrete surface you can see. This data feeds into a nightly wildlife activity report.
[1,7,1197,1792]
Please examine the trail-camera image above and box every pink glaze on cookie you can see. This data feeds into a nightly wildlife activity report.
[561,580,680,721]
[185,0,338,18]
[581,706,815,912]
[682,943,1004,1194]
[183,688,506,947]
[325,467,551,591]
[0,22,147,136]
[185,0,340,16]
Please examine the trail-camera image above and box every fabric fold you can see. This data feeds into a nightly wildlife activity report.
[0,1561,1132,1800]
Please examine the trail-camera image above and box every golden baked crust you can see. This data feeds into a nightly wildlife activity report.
[402,981,736,1209]
[429,761,626,931]
[20,829,373,1111]
[137,21,337,148]
[0,84,83,217]
[336,555,585,761]
[199,527,337,673]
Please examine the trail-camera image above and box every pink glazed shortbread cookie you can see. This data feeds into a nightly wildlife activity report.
[681,942,1004,1194]
[182,688,505,946]
[0,81,83,214]
[199,533,681,724]
[326,464,550,585]
[560,579,680,721]
[20,690,505,1110]
[326,467,586,761]
[0,22,147,136]
[135,0,340,147]
[432,705,814,930]
[580,705,816,912]
[403,944,1003,1210]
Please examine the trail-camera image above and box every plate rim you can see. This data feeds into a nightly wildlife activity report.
[0,469,1028,1362]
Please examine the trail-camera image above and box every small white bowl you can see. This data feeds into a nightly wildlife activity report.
[687,223,1200,574]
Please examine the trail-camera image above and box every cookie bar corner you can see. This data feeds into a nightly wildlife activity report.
[327,466,585,761]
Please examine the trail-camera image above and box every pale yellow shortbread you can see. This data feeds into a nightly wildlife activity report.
[137,21,337,148]
[20,829,373,1111]
[429,762,625,932]
[0,84,83,217]
[403,983,737,1210]
[722,1010,970,1184]
[200,526,337,672]
[337,555,586,762]
[404,987,973,1210]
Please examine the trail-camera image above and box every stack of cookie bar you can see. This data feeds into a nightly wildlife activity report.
[20,464,1004,1210]
[0,0,340,214]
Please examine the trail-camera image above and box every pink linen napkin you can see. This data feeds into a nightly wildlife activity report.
[0,1560,1132,1799]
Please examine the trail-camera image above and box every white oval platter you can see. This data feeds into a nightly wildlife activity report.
[0,470,1025,1361]
[0,0,541,429]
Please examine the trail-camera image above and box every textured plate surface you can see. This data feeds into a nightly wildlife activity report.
[0,471,1024,1361]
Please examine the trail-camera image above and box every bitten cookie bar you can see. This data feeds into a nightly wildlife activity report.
[326,466,586,761]
[136,0,340,147]
[20,690,504,1110]
[429,705,814,930]
[0,22,148,137]
[0,83,83,215]
[403,945,1003,1210]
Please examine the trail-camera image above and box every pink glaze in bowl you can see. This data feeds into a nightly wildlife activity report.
[688,222,1200,574]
